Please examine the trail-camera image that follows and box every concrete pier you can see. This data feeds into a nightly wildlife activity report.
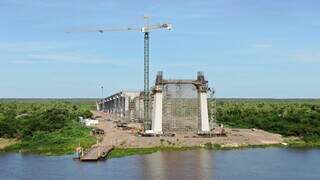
[150,71,211,133]
[96,72,214,133]
[151,85,163,133]
[199,92,210,132]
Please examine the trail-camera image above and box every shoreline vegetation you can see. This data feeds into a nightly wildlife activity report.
[108,142,318,159]
[0,99,320,157]
[0,101,96,155]
[211,99,320,149]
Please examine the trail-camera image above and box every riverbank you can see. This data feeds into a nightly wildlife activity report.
[90,111,287,158]
[285,138,320,148]
[109,140,320,159]
[92,110,320,159]
[1,116,316,157]
[3,124,96,155]
[1,132,317,157]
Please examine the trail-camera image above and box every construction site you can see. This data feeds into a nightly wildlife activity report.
[79,71,283,161]
[92,72,283,150]
[96,71,214,134]
[76,19,284,161]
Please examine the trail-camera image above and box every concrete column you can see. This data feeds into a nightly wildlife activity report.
[114,98,117,114]
[151,87,163,134]
[122,96,125,117]
[96,102,100,111]
[107,99,110,113]
[112,98,116,114]
[106,99,109,112]
[124,97,129,118]
[117,96,120,117]
[116,96,120,117]
[101,100,103,112]
[199,92,210,132]
[109,99,112,113]
[118,97,122,117]
[119,96,124,117]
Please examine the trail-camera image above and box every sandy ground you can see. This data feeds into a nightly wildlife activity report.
[93,111,283,148]
[0,138,17,150]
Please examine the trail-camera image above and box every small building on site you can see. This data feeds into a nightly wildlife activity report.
[79,117,99,126]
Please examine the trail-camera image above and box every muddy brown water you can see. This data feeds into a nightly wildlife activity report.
[0,148,319,180]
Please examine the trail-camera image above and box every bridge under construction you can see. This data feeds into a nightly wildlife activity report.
[96,72,215,134]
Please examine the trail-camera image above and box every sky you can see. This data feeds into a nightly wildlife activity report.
[0,0,319,98]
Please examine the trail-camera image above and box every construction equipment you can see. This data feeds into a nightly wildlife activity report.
[69,17,172,130]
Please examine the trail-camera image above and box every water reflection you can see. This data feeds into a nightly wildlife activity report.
[140,150,214,180]
[1,148,320,180]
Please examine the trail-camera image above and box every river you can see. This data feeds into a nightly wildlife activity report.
[0,148,319,180]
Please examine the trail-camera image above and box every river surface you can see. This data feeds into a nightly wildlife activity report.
[0,148,319,180]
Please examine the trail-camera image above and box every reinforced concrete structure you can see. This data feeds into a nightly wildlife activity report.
[150,71,210,133]
[96,91,141,121]
[97,72,213,134]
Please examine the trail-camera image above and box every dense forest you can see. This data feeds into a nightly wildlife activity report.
[210,99,320,143]
[0,101,95,154]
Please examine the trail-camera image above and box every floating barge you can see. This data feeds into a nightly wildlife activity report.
[77,145,114,161]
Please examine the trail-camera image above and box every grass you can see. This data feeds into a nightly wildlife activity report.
[108,143,290,159]
[285,139,320,148]
[5,123,96,155]
[109,148,158,158]
[109,146,201,159]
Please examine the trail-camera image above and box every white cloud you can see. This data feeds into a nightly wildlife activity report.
[0,41,130,66]
[0,42,73,52]
[0,0,119,9]
[253,43,272,48]
[12,54,127,65]
[291,52,320,63]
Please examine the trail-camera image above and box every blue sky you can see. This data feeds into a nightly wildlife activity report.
[0,0,319,98]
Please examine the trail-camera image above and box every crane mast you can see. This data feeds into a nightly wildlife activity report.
[144,31,150,129]
[68,19,172,130]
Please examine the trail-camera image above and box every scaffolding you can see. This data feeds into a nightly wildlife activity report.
[162,84,200,132]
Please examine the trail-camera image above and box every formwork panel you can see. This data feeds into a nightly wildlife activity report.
[162,84,200,132]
